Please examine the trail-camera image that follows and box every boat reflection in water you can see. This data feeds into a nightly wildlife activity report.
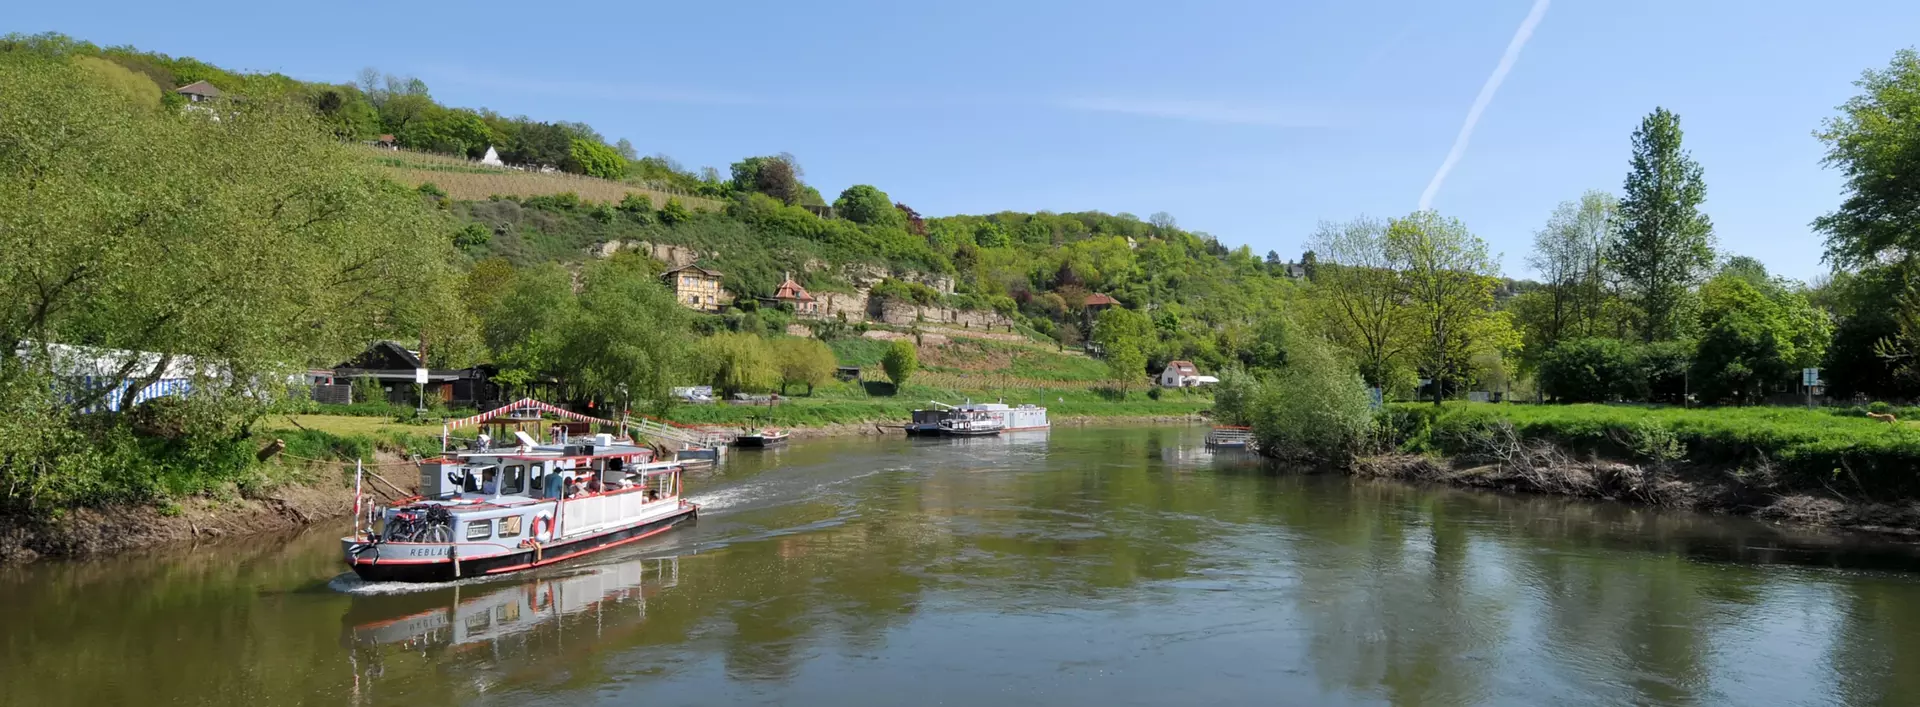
[340,554,679,692]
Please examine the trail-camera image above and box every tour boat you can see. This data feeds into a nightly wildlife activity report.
[342,400,697,583]
[1204,425,1254,449]
[734,428,789,448]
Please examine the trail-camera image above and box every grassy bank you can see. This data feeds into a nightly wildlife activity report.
[1385,402,1920,502]
[663,380,1208,427]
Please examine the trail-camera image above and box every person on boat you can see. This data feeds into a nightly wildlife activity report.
[480,469,498,495]
[585,473,604,494]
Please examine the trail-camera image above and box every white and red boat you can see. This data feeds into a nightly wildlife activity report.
[342,400,697,583]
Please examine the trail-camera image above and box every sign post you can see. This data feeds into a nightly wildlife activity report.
[1803,367,1820,409]
[415,367,429,415]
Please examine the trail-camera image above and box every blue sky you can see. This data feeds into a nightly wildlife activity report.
[13,0,1919,281]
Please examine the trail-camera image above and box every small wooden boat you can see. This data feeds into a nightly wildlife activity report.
[734,428,790,448]
[1204,426,1254,449]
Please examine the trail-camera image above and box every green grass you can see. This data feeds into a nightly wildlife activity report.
[1389,402,1920,500]
[664,383,1208,427]
[827,338,895,368]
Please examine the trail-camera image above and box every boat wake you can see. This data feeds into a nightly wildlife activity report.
[328,571,505,595]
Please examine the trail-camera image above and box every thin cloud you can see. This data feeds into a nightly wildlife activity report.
[1058,96,1328,127]
[426,65,756,106]
[1418,0,1551,211]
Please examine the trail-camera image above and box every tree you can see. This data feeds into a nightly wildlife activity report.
[1536,338,1643,402]
[730,155,803,204]
[562,254,691,412]
[833,185,903,227]
[1300,250,1318,281]
[1527,191,1618,353]
[1611,107,1715,342]
[973,222,1010,248]
[614,138,638,160]
[1092,308,1153,382]
[772,338,837,395]
[478,263,576,390]
[698,332,774,396]
[1689,272,1829,404]
[1388,211,1503,405]
[70,55,160,109]
[1,57,465,405]
[895,202,926,236]
[881,339,918,389]
[1816,49,1920,269]
[564,138,626,179]
[502,121,571,168]
[1306,217,1408,386]
[1150,211,1177,233]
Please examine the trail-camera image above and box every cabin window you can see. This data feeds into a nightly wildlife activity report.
[498,515,523,538]
[502,465,526,495]
[465,519,493,541]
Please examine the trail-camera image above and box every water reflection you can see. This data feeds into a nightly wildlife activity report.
[7,427,1920,706]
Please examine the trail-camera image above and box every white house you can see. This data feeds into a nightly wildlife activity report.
[1158,360,1217,388]
[480,145,504,166]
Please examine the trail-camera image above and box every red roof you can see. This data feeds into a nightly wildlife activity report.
[174,80,222,97]
[773,276,815,302]
[1084,293,1118,307]
[1166,360,1198,375]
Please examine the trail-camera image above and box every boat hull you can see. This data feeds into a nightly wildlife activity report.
[734,435,788,448]
[943,428,1004,437]
[346,505,697,583]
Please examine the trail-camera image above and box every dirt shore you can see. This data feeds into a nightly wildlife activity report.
[0,452,417,565]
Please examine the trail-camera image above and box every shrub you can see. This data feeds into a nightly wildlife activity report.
[659,197,691,225]
[416,182,448,199]
[1537,338,1643,402]
[454,223,491,249]
[1248,338,1374,464]
[882,339,918,388]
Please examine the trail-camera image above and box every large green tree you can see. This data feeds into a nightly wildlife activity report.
[1306,216,1409,387]
[833,184,904,227]
[1611,108,1716,343]
[1816,49,1920,269]
[881,339,918,388]
[1691,272,1829,404]
[1386,211,1503,405]
[561,254,690,412]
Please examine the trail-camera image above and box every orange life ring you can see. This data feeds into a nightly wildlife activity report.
[530,514,553,539]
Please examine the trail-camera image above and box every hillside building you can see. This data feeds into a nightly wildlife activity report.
[663,264,726,312]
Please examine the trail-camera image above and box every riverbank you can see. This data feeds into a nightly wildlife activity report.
[1344,403,1920,535]
[0,450,418,564]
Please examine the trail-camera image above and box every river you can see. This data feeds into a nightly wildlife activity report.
[5,425,1920,706]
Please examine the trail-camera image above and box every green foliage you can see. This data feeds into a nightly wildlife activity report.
[1246,337,1375,464]
[773,337,838,395]
[833,184,904,227]
[1817,49,1920,270]
[730,155,804,204]
[659,197,691,225]
[1612,107,1716,342]
[1537,338,1644,403]
[869,278,942,305]
[1092,308,1153,381]
[70,55,161,109]
[881,339,918,388]
[1690,272,1830,404]
[562,254,692,412]
[617,192,653,217]
[565,138,627,180]
[697,332,775,396]
[1387,210,1506,404]
[1523,191,1619,360]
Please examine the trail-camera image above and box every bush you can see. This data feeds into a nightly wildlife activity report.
[1248,338,1374,464]
[881,339,918,388]
[1537,338,1643,403]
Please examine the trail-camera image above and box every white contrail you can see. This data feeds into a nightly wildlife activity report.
[1418,0,1552,211]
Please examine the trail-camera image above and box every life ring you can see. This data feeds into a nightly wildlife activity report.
[530,513,553,539]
